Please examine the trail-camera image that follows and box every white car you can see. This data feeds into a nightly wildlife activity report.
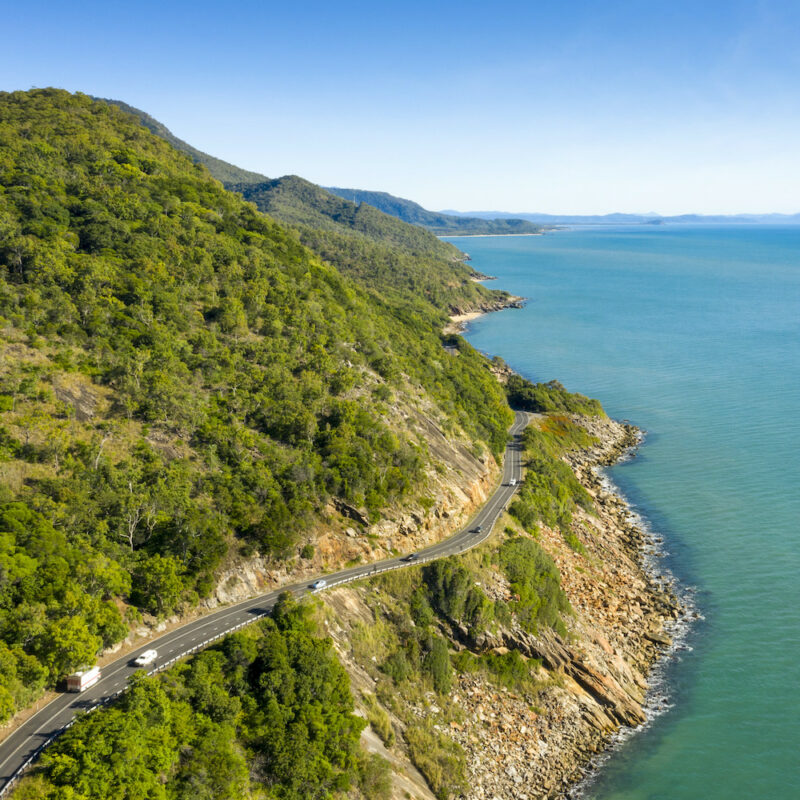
[134,649,158,667]
[509,478,517,486]
[311,579,328,591]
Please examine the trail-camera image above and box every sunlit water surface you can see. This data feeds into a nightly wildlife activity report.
[447,226,800,799]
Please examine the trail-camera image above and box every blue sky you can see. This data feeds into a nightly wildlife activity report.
[4,0,800,214]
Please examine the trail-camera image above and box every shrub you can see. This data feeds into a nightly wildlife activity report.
[300,543,315,559]
[509,422,595,531]
[423,636,453,695]
[453,649,540,691]
[422,558,494,633]
[497,537,571,636]
[363,693,395,746]
[357,752,392,800]
[506,376,604,416]
[405,722,467,800]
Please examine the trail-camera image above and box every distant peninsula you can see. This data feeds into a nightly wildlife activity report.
[325,186,544,236]
[439,209,800,225]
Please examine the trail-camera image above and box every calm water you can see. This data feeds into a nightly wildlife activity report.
[448,227,800,800]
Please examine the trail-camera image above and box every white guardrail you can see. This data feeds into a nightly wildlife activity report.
[0,472,520,797]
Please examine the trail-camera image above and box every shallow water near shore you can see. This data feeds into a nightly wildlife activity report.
[448,226,800,799]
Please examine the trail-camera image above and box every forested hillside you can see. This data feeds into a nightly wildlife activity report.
[325,187,544,236]
[0,88,513,721]
[97,97,506,314]
[229,175,507,312]
[16,597,387,800]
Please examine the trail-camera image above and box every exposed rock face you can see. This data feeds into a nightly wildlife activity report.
[450,416,683,799]
[323,415,684,800]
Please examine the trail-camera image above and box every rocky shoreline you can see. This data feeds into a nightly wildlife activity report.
[451,415,685,799]
[316,411,687,800]
[444,296,526,335]
[87,408,683,800]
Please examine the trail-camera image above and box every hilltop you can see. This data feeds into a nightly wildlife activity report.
[94,96,270,185]
[97,98,509,312]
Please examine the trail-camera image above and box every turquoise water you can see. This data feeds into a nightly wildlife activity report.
[449,227,800,799]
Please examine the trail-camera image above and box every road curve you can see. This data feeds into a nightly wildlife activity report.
[0,410,528,796]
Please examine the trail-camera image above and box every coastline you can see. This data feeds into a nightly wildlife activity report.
[441,232,546,238]
[444,416,685,799]
[444,295,525,335]
[318,408,687,800]
[441,308,686,798]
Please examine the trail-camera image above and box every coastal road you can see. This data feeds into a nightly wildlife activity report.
[0,410,529,797]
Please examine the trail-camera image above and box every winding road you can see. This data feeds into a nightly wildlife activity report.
[0,410,528,796]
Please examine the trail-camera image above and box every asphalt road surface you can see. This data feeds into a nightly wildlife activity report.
[0,410,528,796]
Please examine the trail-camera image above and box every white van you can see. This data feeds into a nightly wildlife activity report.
[134,649,158,667]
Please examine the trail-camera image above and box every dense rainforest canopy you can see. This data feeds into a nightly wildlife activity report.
[19,598,380,800]
[95,97,512,310]
[0,88,513,720]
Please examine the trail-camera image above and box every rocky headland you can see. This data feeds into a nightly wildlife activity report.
[323,414,684,799]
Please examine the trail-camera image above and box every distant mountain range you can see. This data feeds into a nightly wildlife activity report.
[439,210,800,225]
[97,99,542,239]
[97,98,798,233]
[325,187,543,235]
[97,97,513,312]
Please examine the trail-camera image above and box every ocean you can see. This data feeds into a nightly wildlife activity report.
[447,226,800,799]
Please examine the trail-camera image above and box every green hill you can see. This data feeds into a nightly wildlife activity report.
[0,88,514,721]
[326,186,544,236]
[97,98,506,313]
[95,96,269,185]
[230,175,509,313]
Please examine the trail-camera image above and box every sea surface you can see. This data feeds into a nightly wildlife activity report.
[446,226,800,800]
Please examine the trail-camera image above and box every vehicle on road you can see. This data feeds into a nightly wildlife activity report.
[311,579,328,590]
[509,478,516,486]
[66,666,101,693]
[133,649,158,667]
[401,552,419,562]
[473,524,483,533]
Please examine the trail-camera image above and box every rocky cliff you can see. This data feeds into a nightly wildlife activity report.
[322,415,684,799]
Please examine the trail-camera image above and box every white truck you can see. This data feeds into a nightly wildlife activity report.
[66,666,101,693]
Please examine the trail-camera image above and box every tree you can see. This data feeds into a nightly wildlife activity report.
[34,616,101,680]
[132,554,185,616]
